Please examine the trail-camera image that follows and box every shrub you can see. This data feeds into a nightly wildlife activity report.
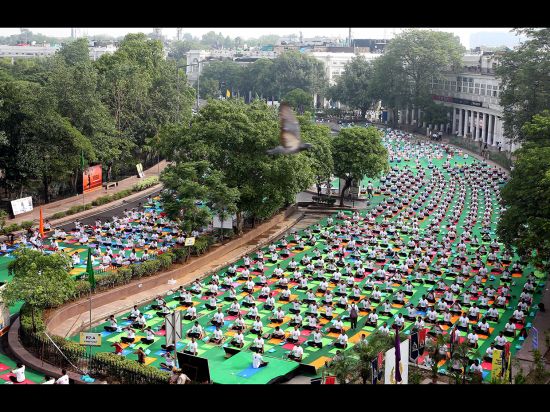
[20,221,34,231]
[157,253,173,270]
[91,352,170,384]
[3,223,20,235]
[172,247,187,263]
[96,272,123,289]
[20,304,46,333]
[117,267,133,283]
[73,280,91,299]
[141,259,161,276]
[51,211,67,220]
[130,263,147,279]
[192,237,209,256]
[132,176,159,192]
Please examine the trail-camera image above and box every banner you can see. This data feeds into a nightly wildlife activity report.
[532,327,539,350]
[491,348,503,380]
[418,328,427,355]
[213,214,235,229]
[136,163,145,178]
[83,164,102,193]
[10,196,33,216]
[385,339,409,384]
[384,347,395,384]
[410,332,419,361]
[372,352,384,385]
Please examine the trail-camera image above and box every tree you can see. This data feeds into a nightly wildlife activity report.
[352,331,394,384]
[298,116,334,188]
[1,248,75,331]
[327,350,358,384]
[180,99,313,231]
[283,88,313,114]
[328,56,375,118]
[269,51,327,98]
[371,29,465,125]
[332,126,389,206]
[498,111,550,271]
[497,28,550,143]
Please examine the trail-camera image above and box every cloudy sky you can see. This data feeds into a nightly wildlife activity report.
[0,27,520,49]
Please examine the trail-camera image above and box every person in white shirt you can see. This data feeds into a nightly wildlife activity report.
[288,325,301,343]
[329,317,344,334]
[457,313,469,331]
[308,329,323,349]
[9,363,26,384]
[55,369,70,384]
[211,308,225,327]
[475,318,491,336]
[288,342,304,362]
[208,325,224,345]
[231,330,245,348]
[187,321,204,339]
[120,326,136,344]
[140,327,155,345]
[378,322,390,335]
[334,332,349,348]
[366,310,379,327]
[304,314,318,330]
[184,337,198,356]
[271,326,286,340]
[251,336,265,353]
[484,343,496,362]
[42,375,56,384]
[469,359,483,375]
[467,331,479,348]
[104,315,118,332]
[251,317,264,335]
[127,305,141,321]
[494,332,507,350]
[160,352,176,370]
[512,308,524,324]
[271,307,285,323]
[504,319,516,337]
[486,306,499,321]
[252,351,268,368]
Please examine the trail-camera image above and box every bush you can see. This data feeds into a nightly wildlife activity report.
[130,263,147,279]
[51,211,67,220]
[172,247,188,263]
[157,253,173,270]
[73,280,91,299]
[112,189,133,200]
[20,304,46,333]
[141,259,161,276]
[91,352,170,384]
[91,196,112,207]
[2,223,20,235]
[117,267,133,283]
[20,220,34,231]
[96,271,123,289]
[192,237,209,256]
[132,176,159,192]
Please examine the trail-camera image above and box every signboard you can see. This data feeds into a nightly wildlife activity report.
[384,339,409,384]
[83,164,103,193]
[79,332,102,346]
[165,311,182,348]
[184,237,196,246]
[136,163,145,178]
[532,327,539,350]
[10,196,33,216]
[432,94,483,108]
[213,214,235,229]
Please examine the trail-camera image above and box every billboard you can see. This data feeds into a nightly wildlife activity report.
[10,196,33,216]
[83,165,103,193]
[136,163,145,178]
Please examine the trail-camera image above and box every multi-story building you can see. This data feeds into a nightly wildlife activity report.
[0,43,118,62]
[397,51,514,151]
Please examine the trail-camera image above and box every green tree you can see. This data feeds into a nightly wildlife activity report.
[497,28,550,143]
[1,248,75,331]
[328,56,375,118]
[371,29,465,125]
[327,350,358,384]
[352,331,394,384]
[332,126,389,206]
[283,88,313,114]
[269,51,327,98]
[298,117,334,187]
[498,111,550,271]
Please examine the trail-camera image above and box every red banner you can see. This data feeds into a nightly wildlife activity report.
[83,165,102,193]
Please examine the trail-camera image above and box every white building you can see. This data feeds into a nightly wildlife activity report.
[396,51,513,151]
[0,44,118,62]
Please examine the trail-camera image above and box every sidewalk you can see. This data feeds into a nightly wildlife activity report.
[7,160,168,225]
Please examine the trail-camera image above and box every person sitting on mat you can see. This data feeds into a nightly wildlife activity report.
[228,300,241,316]
[366,310,379,327]
[160,352,176,370]
[279,288,291,301]
[242,293,255,308]
[511,308,525,324]
[393,313,405,331]
[132,313,147,330]
[308,329,323,349]
[251,316,264,335]
[183,337,198,356]
[304,314,318,330]
[379,299,393,316]
[157,302,172,318]
[246,303,259,319]
[252,351,269,369]
[288,342,304,362]
[503,318,516,337]
[271,326,286,340]
[120,326,136,344]
[111,341,124,355]
[231,314,246,331]
[494,331,507,350]
[151,295,166,310]
[141,327,155,345]
[271,307,285,323]
[189,280,202,294]
[457,312,469,331]
[259,284,271,299]
[211,307,224,327]
[184,305,197,320]
[287,325,301,343]
[467,329,479,349]
[205,295,218,311]
[378,322,390,335]
[467,303,480,321]
[329,316,344,334]
[484,343,496,362]
[486,305,499,322]
[104,315,118,332]
[334,331,349,348]
[289,310,303,327]
[250,335,265,353]
[475,318,491,336]
[187,321,204,339]
[231,329,245,348]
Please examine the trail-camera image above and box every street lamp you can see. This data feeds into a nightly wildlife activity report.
[177,59,209,113]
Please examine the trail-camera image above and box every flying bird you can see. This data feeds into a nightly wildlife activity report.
[266,103,312,155]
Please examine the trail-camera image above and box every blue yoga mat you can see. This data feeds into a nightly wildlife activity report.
[237,365,262,378]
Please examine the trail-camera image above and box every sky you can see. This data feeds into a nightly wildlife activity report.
[0,27,520,49]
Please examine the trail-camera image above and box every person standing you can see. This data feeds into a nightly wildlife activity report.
[349,304,359,329]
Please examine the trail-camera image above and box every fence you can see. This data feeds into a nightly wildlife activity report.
[19,325,170,384]
[445,136,513,171]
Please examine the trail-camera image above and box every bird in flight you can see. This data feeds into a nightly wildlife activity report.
[266,103,312,155]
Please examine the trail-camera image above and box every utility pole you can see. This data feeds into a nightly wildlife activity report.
[176,28,182,41]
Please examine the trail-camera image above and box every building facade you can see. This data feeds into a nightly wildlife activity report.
[0,44,118,62]
[396,51,514,151]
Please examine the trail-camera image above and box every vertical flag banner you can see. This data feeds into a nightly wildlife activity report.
[86,248,95,290]
[39,207,44,238]
[400,339,409,384]
[418,328,427,355]
[410,332,419,361]
[491,348,503,379]
[384,347,395,384]
[394,331,402,383]
[226,89,230,98]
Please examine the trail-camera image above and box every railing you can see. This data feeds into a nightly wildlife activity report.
[19,326,170,384]
[445,136,513,171]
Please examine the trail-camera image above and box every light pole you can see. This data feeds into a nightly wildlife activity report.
[177,60,208,114]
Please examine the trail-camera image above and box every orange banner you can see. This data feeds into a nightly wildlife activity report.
[83,165,103,193]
